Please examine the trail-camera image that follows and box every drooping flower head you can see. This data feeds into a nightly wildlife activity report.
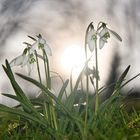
[98,23,122,49]
[10,34,52,75]
[30,34,52,56]
[86,23,97,52]
[10,46,36,75]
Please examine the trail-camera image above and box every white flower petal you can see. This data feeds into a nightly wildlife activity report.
[87,29,92,42]
[108,29,122,42]
[27,62,34,75]
[86,28,96,52]
[88,40,95,52]
[99,38,106,49]
[21,55,28,67]
[30,41,38,53]
[39,38,46,44]
[10,55,25,67]
[102,37,108,42]
[44,43,52,56]
[99,27,108,37]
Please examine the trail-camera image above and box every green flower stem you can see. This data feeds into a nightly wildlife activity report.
[43,50,51,89]
[43,51,48,86]
[95,41,99,116]
[51,104,58,130]
[44,101,48,120]
[84,77,89,139]
[94,22,103,116]
[84,24,91,138]
[43,49,58,130]
[35,50,42,84]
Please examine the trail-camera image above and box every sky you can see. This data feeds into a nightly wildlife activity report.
[0,0,140,105]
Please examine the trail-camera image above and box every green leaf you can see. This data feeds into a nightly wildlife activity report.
[2,93,20,102]
[58,79,69,101]
[2,60,15,81]
[2,93,35,113]
[114,65,130,93]
[121,73,140,88]
[3,60,32,105]
[2,60,46,118]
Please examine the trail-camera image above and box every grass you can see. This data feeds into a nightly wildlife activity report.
[0,22,140,140]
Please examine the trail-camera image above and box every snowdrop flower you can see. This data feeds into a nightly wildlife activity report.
[10,48,36,75]
[99,27,110,49]
[86,26,97,52]
[99,24,122,49]
[30,35,52,56]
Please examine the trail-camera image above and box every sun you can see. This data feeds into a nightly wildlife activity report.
[61,45,85,74]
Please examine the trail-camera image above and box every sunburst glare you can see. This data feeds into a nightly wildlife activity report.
[61,44,85,76]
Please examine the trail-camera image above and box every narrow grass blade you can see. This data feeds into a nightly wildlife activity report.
[114,65,130,92]
[58,79,69,101]
[2,93,20,102]
[121,73,140,88]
